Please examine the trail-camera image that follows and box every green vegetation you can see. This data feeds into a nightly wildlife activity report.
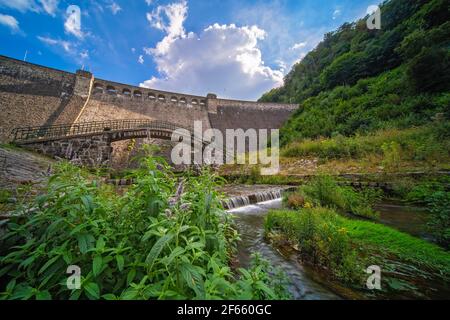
[266,208,365,284]
[399,177,450,204]
[284,175,382,219]
[265,207,450,296]
[426,191,450,248]
[281,122,449,166]
[0,157,290,300]
[259,0,449,146]
[0,189,12,204]
[385,176,450,248]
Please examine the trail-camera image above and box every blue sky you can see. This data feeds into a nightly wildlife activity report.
[0,0,381,100]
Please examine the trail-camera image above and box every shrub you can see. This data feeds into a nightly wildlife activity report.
[265,208,365,284]
[0,158,289,300]
[266,206,450,296]
[381,141,401,172]
[283,193,305,210]
[281,125,450,169]
[295,175,381,219]
[427,191,450,249]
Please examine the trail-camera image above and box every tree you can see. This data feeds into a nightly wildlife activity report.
[407,47,450,93]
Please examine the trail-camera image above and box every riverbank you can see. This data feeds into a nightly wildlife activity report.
[265,206,450,299]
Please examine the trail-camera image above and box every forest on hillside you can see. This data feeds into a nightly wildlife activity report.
[259,0,449,146]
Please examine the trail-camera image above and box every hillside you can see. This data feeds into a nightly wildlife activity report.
[259,0,449,146]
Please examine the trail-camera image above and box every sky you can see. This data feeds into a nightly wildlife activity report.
[0,0,381,100]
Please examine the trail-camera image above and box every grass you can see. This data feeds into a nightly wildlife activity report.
[265,207,450,297]
[218,124,450,179]
[343,218,450,274]
[281,124,450,165]
[284,175,382,219]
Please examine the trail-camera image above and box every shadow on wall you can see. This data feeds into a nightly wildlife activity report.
[110,138,174,170]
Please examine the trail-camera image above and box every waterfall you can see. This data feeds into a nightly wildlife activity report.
[254,189,282,203]
[223,188,283,210]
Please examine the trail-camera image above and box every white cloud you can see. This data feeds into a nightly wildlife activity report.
[0,0,39,13]
[64,5,83,39]
[0,0,58,16]
[145,0,153,6]
[108,2,121,15]
[0,14,20,33]
[38,0,58,16]
[131,47,136,53]
[37,35,72,52]
[333,8,341,20]
[232,1,324,79]
[290,42,307,50]
[141,1,283,100]
[146,0,188,57]
[138,55,144,64]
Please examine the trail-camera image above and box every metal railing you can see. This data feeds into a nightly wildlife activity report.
[11,119,193,142]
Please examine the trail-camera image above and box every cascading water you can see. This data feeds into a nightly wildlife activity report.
[227,188,340,300]
[223,189,283,210]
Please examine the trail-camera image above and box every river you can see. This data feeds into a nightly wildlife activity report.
[228,198,341,300]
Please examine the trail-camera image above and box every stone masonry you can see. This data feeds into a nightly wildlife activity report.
[1,54,298,166]
[24,134,112,167]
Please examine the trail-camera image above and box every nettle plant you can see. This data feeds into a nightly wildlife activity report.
[0,156,289,300]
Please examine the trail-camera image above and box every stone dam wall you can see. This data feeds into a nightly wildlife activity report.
[0,55,298,165]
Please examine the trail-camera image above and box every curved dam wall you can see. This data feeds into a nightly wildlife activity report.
[76,78,212,132]
[0,55,91,142]
[0,55,298,147]
[208,98,297,135]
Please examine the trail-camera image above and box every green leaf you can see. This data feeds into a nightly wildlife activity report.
[96,237,106,251]
[36,290,52,300]
[127,269,136,285]
[77,233,95,254]
[84,282,100,300]
[164,246,185,266]
[6,279,16,292]
[93,255,103,277]
[180,263,205,298]
[10,285,34,300]
[19,255,36,269]
[120,288,139,300]
[69,290,81,300]
[145,233,174,269]
[81,195,94,213]
[38,256,60,275]
[116,255,124,272]
[255,281,277,298]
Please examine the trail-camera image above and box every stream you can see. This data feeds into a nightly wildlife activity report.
[228,198,341,300]
[224,186,445,300]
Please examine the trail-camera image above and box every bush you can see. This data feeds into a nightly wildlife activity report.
[293,175,381,219]
[283,193,305,210]
[266,206,450,296]
[407,47,450,93]
[381,141,401,172]
[265,208,365,284]
[427,191,450,249]
[0,158,289,300]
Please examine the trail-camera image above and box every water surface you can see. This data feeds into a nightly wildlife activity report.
[229,199,340,300]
